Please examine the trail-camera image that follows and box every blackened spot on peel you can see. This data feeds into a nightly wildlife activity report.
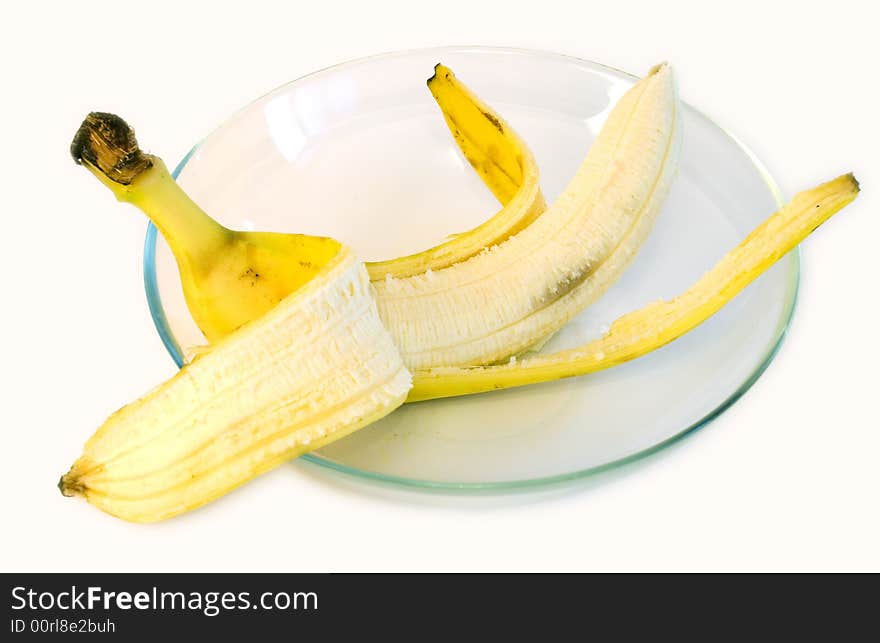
[482,111,504,134]
[242,267,261,286]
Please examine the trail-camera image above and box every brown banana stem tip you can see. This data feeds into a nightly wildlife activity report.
[70,112,153,185]
[847,172,860,192]
[58,470,84,497]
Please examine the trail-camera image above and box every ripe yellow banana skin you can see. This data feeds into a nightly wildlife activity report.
[431,65,522,204]
[365,65,545,279]
[407,174,860,401]
[122,158,342,342]
[60,247,411,522]
[71,112,344,343]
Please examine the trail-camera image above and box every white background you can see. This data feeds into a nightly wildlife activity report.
[2,0,878,572]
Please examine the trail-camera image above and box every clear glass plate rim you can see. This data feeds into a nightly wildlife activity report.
[142,45,799,492]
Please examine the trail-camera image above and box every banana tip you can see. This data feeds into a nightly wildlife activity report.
[648,61,671,76]
[427,62,452,86]
[58,471,84,497]
[847,172,860,192]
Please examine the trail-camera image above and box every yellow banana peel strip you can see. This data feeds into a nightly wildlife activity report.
[365,64,545,279]
[407,174,860,401]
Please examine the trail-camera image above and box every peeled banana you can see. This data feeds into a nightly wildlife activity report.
[62,60,860,524]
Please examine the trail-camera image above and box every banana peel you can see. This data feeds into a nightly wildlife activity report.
[366,64,545,279]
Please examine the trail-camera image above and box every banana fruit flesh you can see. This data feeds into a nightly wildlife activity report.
[376,63,681,369]
[408,173,861,400]
[366,64,545,279]
[59,246,411,522]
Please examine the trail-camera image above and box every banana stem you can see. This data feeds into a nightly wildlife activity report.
[123,161,231,265]
[407,173,860,402]
[71,112,230,266]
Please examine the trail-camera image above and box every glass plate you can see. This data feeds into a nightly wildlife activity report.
[144,46,796,489]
